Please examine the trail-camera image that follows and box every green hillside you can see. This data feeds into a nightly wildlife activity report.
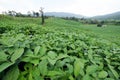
[0,15,120,80]
[45,18,120,44]
[91,11,120,20]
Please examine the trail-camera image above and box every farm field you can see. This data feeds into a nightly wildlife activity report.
[77,24,120,45]
[46,18,120,45]
[0,15,120,80]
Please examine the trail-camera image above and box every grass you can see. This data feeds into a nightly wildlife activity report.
[43,18,120,45]
[0,15,120,44]
[0,15,120,42]
[77,24,120,44]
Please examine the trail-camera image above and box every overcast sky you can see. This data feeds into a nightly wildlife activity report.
[0,0,120,17]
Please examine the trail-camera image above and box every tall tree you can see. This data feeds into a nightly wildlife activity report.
[32,11,36,17]
[36,12,39,17]
[32,11,39,17]
[8,10,16,16]
[39,7,44,25]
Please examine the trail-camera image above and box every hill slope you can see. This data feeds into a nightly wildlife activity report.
[91,11,120,20]
[44,12,85,18]
[0,16,120,80]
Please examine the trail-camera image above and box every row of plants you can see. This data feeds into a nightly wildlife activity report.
[0,25,120,80]
[0,16,120,80]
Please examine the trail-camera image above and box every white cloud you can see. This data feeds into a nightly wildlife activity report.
[0,6,6,12]
[63,0,120,16]
[0,0,120,16]
[0,0,38,13]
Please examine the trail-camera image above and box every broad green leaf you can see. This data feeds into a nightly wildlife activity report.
[0,62,14,72]
[47,71,63,77]
[66,64,73,74]
[34,46,40,55]
[13,33,25,43]
[69,75,75,80]
[88,49,93,60]
[33,76,44,80]
[24,49,33,56]
[118,66,120,70]
[11,48,24,62]
[0,37,13,47]
[70,44,75,49]
[104,50,112,58]
[55,60,66,68]
[64,57,71,62]
[82,74,92,80]
[86,65,98,74]
[32,68,40,78]
[28,73,33,80]
[24,54,39,58]
[92,73,97,78]
[111,62,120,66]
[48,58,57,65]
[47,51,57,59]
[74,59,84,77]
[39,45,47,57]
[30,59,39,66]
[104,78,114,80]
[21,57,32,62]
[38,59,48,76]
[98,71,108,78]
[24,63,33,71]
[107,70,114,78]
[0,51,8,63]
[57,54,68,60]
[63,48,67,54]
[17,75,26,80]
[108,64,119,79]
[2,65,20,80]
[104,58,110,64]
[97,62,104,70]
[7,48,14,55]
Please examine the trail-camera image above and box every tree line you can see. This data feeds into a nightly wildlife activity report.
[61,17,120,26]
[2,10,120,26]
[2,7,45,25]
[2,10,40,17]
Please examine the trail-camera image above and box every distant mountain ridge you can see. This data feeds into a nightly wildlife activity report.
[44,11,120,20]
[91,11,120,20]
[44,12,85,18]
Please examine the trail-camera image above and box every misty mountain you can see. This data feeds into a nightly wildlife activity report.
[91,11,120,20]
[44,12,85,18]
[44,11,120,20]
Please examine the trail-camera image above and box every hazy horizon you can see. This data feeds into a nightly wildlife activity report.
[0,0,120,17]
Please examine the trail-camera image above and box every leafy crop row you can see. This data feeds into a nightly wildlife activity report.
[0,30,120,80]
[0,17,120,80]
